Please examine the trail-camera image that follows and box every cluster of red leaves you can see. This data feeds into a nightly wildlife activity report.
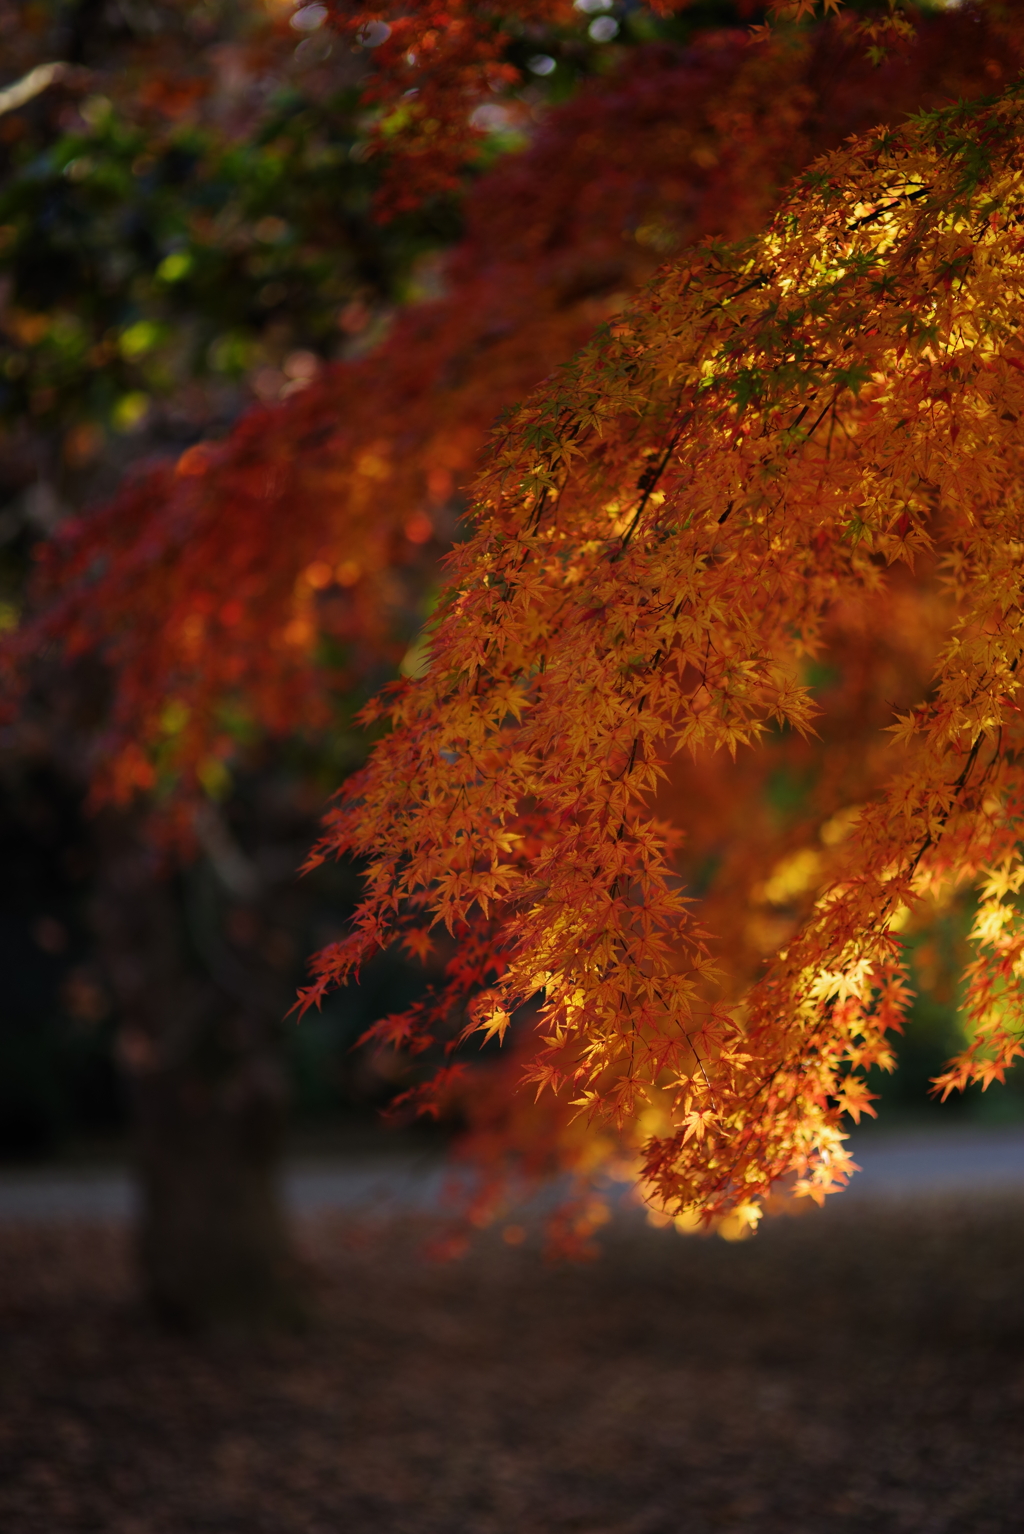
[306,83,1024,1237]
[21,421,439,831]
[332,0,934,214]
[330,0,580,212]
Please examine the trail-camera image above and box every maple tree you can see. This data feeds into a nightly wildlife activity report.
[12,0,1024,1266]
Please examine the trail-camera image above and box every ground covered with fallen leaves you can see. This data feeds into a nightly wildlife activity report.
[1,1193,1022,1533]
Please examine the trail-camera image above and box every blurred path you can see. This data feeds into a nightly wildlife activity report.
[0,1153,451,1223]
[1,1124,1024,1222]
[844,1123,1024,1197]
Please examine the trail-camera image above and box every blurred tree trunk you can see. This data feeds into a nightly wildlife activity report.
[91,810,303,1332]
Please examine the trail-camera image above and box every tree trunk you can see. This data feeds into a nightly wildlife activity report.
[92,811,303,1332]
[132,1040,298,1331]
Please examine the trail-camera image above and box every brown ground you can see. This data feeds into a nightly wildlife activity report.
[0,1194,1022,1533]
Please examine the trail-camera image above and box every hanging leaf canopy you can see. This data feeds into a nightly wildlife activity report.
[304,85,1024,1231]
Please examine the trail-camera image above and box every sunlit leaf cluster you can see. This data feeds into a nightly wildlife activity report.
[304,83,1024,1234]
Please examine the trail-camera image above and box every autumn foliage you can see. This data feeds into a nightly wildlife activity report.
[24,8,1022,807]
[306,80,1024,1236]
[15,3,1024,1241]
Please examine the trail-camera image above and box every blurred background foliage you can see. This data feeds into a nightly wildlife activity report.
[0,0,460,1161]
[0,0,1020,1171]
